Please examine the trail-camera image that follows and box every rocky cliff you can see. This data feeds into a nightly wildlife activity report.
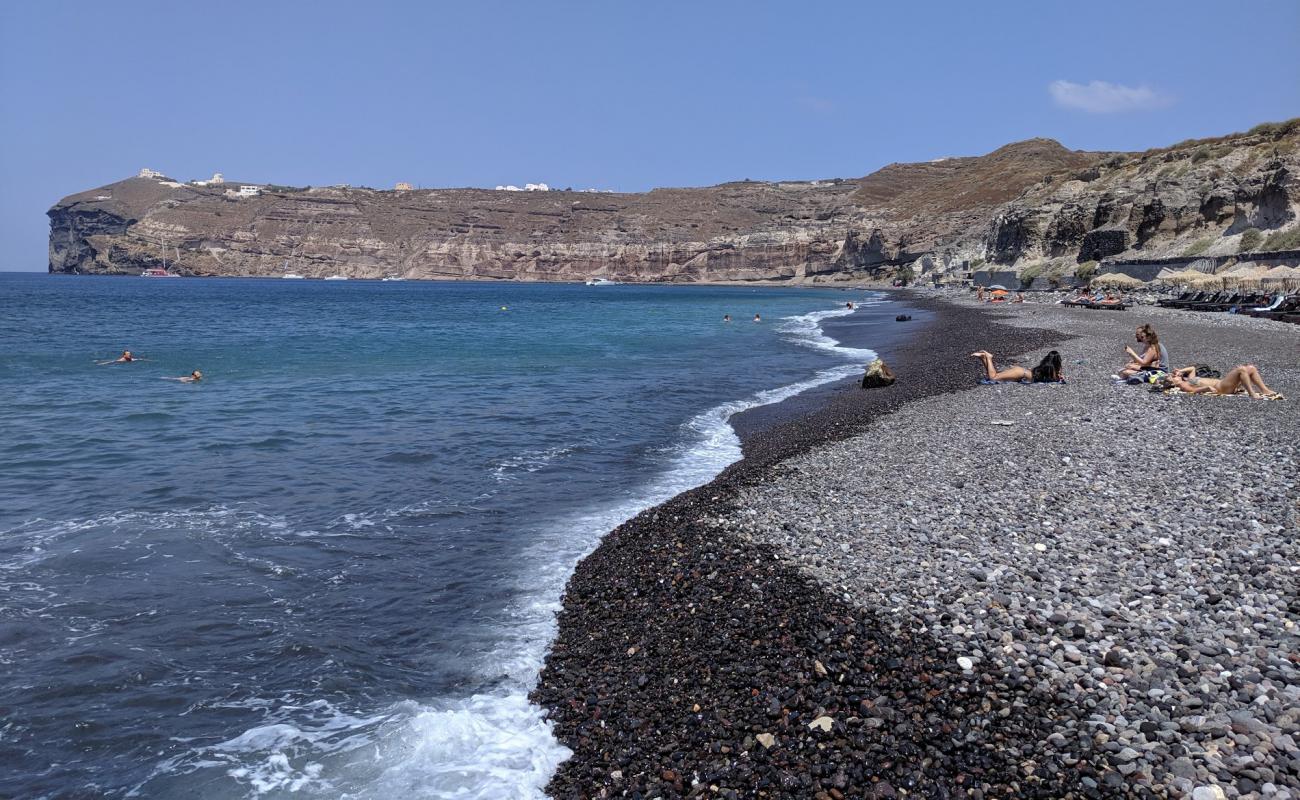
[48,120,1300,282]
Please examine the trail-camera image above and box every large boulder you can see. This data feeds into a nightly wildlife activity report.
[861,358,897,389]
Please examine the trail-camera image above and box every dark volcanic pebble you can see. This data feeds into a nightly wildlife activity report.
[531,298,1105,798]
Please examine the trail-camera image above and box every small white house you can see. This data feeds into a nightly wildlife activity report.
[193,172,225,187]
[524,183,550,192]
[138,168,164,179]
[236,185,261,197]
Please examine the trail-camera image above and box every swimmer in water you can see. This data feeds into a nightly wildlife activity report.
[97,350,143,365]
[753,314,761,322]
[723,314,731,322]
[846,302,854,309]
[164,370,203,383]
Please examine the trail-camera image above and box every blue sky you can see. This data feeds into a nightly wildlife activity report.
[2,0,1297,271]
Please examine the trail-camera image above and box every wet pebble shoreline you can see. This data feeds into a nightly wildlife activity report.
[534,297,1298,798]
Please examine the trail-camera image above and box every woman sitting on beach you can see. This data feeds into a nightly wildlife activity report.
[970,350,1064,384]
[1165,364,1281,399]
[1117,324,1167,379]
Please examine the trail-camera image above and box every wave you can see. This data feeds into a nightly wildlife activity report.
[490,445,575,483]
[92,299,887,798]
[776,299,880,362]
[359,299,882,797]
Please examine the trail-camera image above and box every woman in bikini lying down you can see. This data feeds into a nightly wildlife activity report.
[1166,364,1281,399]
[970,350,1064,383]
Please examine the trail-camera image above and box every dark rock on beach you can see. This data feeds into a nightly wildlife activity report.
[860,359,897,389]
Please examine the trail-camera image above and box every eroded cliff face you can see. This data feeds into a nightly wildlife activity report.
[47,121,1300,282]
[48,179,877,281]
[973,123,1300,275]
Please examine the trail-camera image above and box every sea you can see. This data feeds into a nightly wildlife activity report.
[0,274,906,799]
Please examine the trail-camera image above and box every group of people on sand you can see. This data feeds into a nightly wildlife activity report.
[970,322,1282,400]
[975,286,1026,304]
[98,350,202,383]
[1064,288,1125,306]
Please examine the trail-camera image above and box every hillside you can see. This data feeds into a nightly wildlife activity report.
[47,120,1300,282]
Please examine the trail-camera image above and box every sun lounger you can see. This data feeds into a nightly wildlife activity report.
[1253,297,1300,319]
[1192,293,1247,312]
[1164,291,1212,309]
[1157,291,1196,308]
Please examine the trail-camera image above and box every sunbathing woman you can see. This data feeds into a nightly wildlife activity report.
[971,350,1064,383]
[1167,364,1281,399]
[1118,324,1167,379]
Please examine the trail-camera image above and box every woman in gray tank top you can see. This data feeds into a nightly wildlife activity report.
[1118,324,1165,379]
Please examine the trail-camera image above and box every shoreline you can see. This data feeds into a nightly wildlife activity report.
[531,296,1080,797]
[532,296,1299,798]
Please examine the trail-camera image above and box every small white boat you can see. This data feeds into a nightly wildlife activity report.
[382,276,406,282]
[141,268,180,277]
[282,273,306,279]
[585,278,619,286]
[324,275,348,281]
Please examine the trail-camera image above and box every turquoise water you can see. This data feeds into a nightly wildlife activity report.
[0,274,896,798]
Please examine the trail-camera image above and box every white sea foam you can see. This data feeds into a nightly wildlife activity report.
[116,299,883,798]
[491,445,575,482]
[341,299,881,799]
[777,302,880,361]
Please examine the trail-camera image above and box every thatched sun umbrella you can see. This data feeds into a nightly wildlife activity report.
[1156,269,1208,286]
[1260,265,1300,282]
[1093,273,1144,288]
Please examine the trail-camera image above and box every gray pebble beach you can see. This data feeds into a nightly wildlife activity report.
[725,298,1299,798]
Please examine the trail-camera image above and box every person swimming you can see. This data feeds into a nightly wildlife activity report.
[164,370,203,383]
[846,302,854,309]
[97,350,143,365]
[723,314,731,322]
[753,314,761,322]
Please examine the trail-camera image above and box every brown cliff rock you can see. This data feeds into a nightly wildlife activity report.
[48,120,1300,282]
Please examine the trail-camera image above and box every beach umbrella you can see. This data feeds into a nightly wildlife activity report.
[987,284,1008,291]
[1261,265,1300,282]
[1185,272,1224,287]
[1224,264,1268,277]
[1094,273,1144,287]
[988,288,1009,297]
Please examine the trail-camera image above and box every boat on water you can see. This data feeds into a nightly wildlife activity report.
[141,268,180,277]
[381,275,406,282]
[282,273,306,279]
[585,277,620,286]
[323,276,348,281]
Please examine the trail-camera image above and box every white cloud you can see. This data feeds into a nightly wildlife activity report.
[1048,80,1173,113]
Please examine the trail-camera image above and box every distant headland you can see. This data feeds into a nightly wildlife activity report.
[48,119,1300,284]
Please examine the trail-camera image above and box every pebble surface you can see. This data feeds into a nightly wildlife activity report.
[534,296,1299,799]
